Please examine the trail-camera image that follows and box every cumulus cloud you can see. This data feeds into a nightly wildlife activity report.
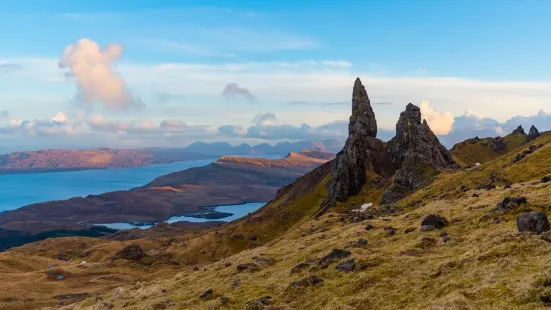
[58,38,144,111]
[221,83,257,102]
[419,100,455,135]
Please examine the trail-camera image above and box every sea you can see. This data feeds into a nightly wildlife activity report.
[0,158,274,227]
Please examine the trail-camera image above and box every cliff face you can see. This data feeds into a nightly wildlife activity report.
[327,78,457,204]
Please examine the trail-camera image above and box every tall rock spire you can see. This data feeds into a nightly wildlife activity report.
[327,78,391,202]
[349,77,377,138]
[527,125,541,141]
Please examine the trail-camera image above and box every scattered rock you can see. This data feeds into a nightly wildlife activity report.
[517,212,550,234]
[114,244,146,261]
[512,144,543,164]
[319,249,351,267]
[290,275,324,288]
[420,215,449,231]
[258,296,272,305]
[472,193,480,198]
[236,263,260,272]
[193,266,199,271]
[439,231,448,237]
[365,224,374,230]
[404,227,416,234]
[243,300,265,310]
[255,257,276,265]
[232,280,240,288]
[335,258,356,272]
[542,232,551,242]
[494,196,528,212]
[224,262,232,267]
[345,239,368,249]
[541,175,551,183]
[220,296,230,305]
[291,263,310,274]
[443,236,451,243]
[247,235,257,241]
[200,289,213,299]
[384,226,397,235]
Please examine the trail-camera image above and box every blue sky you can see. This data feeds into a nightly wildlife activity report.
[0,0,550,152]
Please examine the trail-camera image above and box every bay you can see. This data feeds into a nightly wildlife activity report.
[0,159,217,212]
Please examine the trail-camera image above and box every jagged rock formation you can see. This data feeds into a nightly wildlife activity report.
[380,104,457,204]
[512,125,526,135]
[327,78,392,202]
[327,78,457,205]
[527,125,541,141]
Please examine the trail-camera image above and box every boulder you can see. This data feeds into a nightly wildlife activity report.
[335,258,356,272]
[236,263,260,272]
[318,249,351,267]
[542,175,551,184]
[420,215,449,231]
[494,196,527,212]
[517,212,550,234]
[290,263,310,274]
[200,288,213,299]
[290,275,324,288]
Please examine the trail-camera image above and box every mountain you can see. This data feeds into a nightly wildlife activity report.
[0,148,212,174]
[181,139,344,155]
[4,79,551,309]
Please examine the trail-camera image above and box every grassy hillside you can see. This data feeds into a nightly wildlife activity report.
[2,134,551,309]
[450,132,528,167]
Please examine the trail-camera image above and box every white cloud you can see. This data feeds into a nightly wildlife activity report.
[58,38,144,111]
[419,100,455,135]
[221,83,257,102]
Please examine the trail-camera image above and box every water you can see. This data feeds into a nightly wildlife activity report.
[99,202,266,230]
[0,159,216,212]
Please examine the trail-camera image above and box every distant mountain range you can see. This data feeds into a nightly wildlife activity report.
[0,139,344,174]
[179,139,344,156]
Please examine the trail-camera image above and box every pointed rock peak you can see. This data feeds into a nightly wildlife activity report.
[402,103,422,124]
[528,125,541,141]
[349,77,377,137]
[512,125,526,135]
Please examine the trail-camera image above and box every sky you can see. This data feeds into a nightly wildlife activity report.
[1,0,551,152]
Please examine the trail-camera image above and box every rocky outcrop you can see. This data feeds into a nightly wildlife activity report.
[527,125,541,141]
[380,104,457,204]
[327,78,393,202]
[512,125,526,135]
[326,79,457,205]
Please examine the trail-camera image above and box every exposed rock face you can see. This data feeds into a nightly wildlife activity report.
[528,125,541,141]
[327,78,392,202]
[380,104,457,204]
